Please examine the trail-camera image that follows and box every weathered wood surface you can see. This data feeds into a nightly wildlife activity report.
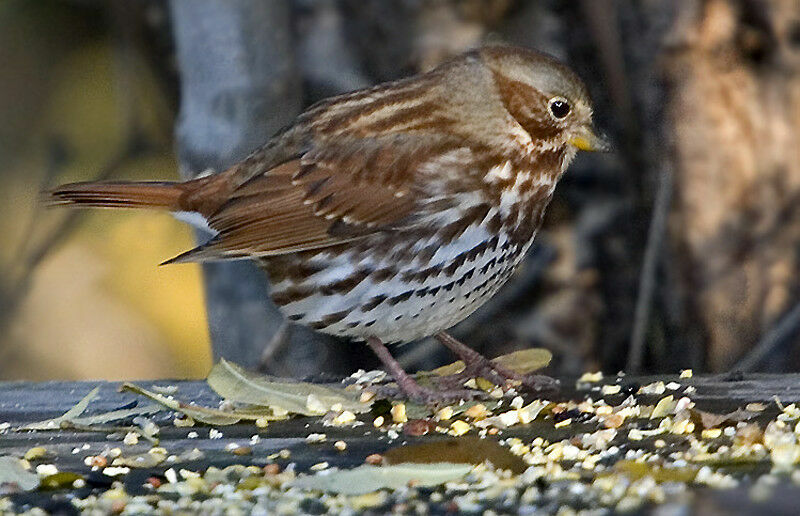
[2,374,800,513]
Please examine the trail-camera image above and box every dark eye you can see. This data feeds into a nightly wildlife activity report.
[549,98,571,119]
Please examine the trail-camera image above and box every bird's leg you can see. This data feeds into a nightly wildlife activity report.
[365,337,479,404]
[434,332,558,392]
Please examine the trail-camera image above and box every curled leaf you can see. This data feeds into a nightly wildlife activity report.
[121,383,285,425]
[207,359,368,416]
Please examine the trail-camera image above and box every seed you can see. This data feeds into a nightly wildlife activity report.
[365,454,383,465]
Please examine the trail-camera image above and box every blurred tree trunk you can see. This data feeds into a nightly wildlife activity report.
[168,0,303,371]
[664,0,800,371]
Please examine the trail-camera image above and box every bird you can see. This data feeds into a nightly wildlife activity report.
[48,45,609,403]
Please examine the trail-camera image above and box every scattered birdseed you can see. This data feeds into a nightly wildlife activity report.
[464,404,489,419]
[334,440,347,451]
[639,381,666,395]
[391,403,408,423]
[601,385,621,395]
[365,454,383,465]
[579,372,604,383]
[36,464,58,477]
[123,432,139,446]
[209,429,223,439]
[103,466,130,477]
[174,415,195,427]
[306,433,327,444]
[436,407,454,421]
[164,468,178,484]
[256,417,270,428]
[331,410,357,426]
[449,420,471,436]
[24,447,47,461]
[310,461,329,471]
[187,431,199,439]
[680,369,693,378]
[373,416,385,427]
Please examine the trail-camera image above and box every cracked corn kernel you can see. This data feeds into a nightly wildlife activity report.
[449,420,471,436]
[391,404,408,423]
[436,407,454,421]
[463,404,489,419]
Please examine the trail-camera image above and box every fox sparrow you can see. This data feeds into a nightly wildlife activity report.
[49,46,609,402]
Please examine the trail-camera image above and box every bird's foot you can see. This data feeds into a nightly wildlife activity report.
[365,336,482,405]
[434,332,560,394]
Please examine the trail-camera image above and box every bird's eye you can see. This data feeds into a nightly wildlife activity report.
[549,98,571,119]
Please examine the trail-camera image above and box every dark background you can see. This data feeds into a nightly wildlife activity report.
[2,0,799,381]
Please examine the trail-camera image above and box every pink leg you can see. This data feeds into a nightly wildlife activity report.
[365,337,479,404]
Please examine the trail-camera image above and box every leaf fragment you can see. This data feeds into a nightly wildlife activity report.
[292,463,472,495]
[384,437,527,474]
[0,456,39,494]
[695,408,756,429]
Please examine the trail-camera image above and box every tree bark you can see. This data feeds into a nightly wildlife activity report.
[664,0,800,371]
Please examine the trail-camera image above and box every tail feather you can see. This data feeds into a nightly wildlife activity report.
[46,181,187,210]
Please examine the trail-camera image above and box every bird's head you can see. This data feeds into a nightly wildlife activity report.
[480,46,610,154]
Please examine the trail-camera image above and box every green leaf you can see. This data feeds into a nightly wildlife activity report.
[427,348,552,377]
[292,463,472,495]
[207,358,369,416]
[0,456,39,494]
[21,387,100,430]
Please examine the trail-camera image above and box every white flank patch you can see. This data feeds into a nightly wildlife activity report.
[172,211,217,235]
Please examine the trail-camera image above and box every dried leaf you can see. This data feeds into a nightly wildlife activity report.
[292,463,472,495]
[21,387,100,430]
[207,359,368,416]
[695,408,756,429]
[71,404,164,426]
[121,383,282,426]
[384,437,527,474]
[0,456,39,494]
[428,348,552,377]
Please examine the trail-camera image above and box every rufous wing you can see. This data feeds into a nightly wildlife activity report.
[166,135,448,263]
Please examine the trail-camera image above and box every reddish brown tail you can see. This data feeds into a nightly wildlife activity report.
[47,181,189,210]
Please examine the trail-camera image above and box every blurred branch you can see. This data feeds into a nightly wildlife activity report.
[627,163,673,373]
[731,302,800,373]
[0,134,151,342]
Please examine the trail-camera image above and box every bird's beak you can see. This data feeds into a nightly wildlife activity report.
[569,125,612,152]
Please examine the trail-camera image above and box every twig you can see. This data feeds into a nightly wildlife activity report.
[731,302,800,372]
[627,163,673,373]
